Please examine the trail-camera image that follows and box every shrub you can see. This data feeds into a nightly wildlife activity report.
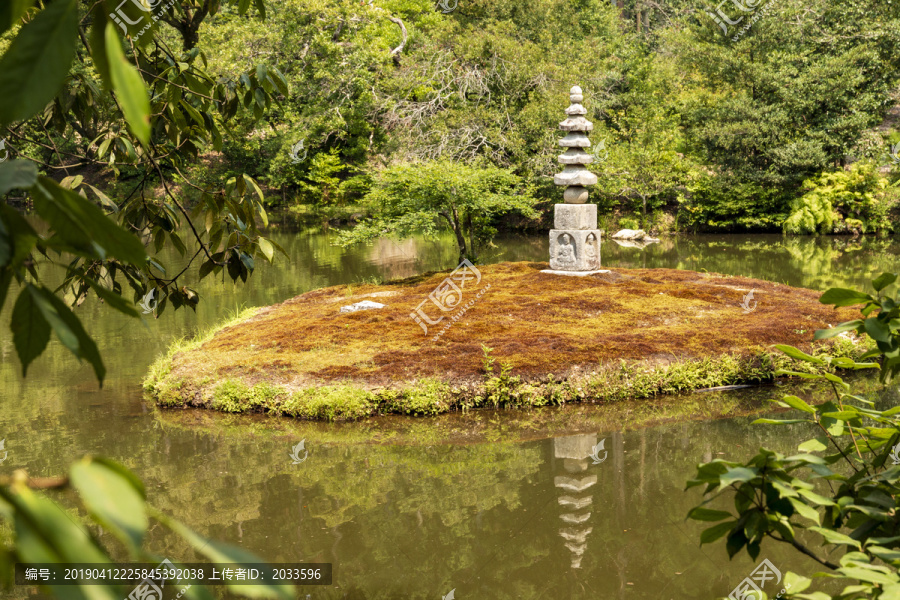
[783,163,894,234]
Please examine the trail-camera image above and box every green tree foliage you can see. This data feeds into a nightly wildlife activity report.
[141,0,900,232]
[338,160,538,262]
[784,163,895,235]
[668,0,900,227]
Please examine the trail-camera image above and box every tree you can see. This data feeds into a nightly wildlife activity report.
[667,0,900,226]
[597,123,687,228]
[337,160,538,263]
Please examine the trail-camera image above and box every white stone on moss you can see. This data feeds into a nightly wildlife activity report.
[340,300,386,313]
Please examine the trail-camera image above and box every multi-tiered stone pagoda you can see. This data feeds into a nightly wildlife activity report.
[543,85,609,276]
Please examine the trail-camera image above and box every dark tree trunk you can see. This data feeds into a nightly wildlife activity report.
[439,210,468,263]
[465,212,475,262]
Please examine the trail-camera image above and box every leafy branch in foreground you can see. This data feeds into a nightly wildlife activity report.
[815,272,900,385]
[0,0,289,383]
[687,273,900,599]
[0,456,294,600]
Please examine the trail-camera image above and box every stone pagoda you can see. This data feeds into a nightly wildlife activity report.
[543,85,608,276]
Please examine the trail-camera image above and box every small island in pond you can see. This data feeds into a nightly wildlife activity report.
[144,262,865,421]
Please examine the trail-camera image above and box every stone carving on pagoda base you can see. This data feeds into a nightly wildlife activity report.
[542,85,609,277]
[549,231,601,271]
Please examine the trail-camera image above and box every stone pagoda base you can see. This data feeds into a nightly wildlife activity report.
[546,204,603,272]
[548,228,603,271]
[540,268,610,277]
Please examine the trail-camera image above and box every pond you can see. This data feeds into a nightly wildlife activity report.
[3,230,899,599]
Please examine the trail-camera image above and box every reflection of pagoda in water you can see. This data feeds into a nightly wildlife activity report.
[553,434,600,569]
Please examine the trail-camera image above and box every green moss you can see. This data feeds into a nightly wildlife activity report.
[144,265,875,421]
[381,378,451,416]
[143,306,261,391]
[154,378,187,407]
[211,380,285,413]
[150,338,871,421]
[280,385,378,420]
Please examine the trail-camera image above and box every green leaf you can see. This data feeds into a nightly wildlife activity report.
[88,7,111,87]
[0,270,12,315]
[869,535,900,546]
[27,284,106,383]
[699,520,735,544]
[864,317,892,343]
[846,504,892,521]
[0,203,37,267]
[70,457,147,553]
[774,370,823,380]
[10,286,50,377]
[253,0,266,19]
[873,273,898,292]
[687,507,733,522]
[820,372,849,391]
[783,454,827,465]
[781,395,816,413]
[771,480,799,498]
[32,177,147,265]
[151,509,294,600]
[719,467,757,489]
[85,183,118,212]
[809,526,861,548]
[797,489,836,506]
[105,23,150,145]
[798,437,828,452]
[0,0,78,126]
[788,498,821,525]
[820,410,861,422]
[819,288,875,307]
[879,584,900,600]
[837,566,897,585]
[751,418,808,425]
[0,159,37,194]
[2,484,111,565]
[85,278,141,318]
[170,231,187,256]
[775,344,823,365]
[0,0,32,36]
[0,213,10,268]
[240,251,255,273]
[269,68,289,96]
[258,237,274,262]
[199,259,216,280]
[725,528,749,558]
[783,571,811,593]
[868,545,900,563]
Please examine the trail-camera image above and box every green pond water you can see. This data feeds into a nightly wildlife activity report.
[3,230,900,599]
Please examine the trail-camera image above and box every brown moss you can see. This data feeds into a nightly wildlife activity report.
[146,263,866,419]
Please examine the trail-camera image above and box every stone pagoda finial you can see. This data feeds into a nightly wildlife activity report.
[554,86,598,204]
[542,85,608,276]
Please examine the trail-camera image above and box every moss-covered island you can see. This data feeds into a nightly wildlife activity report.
[144,262,866,420]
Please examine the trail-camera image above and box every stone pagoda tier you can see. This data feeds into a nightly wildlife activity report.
[544,86,608,276]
